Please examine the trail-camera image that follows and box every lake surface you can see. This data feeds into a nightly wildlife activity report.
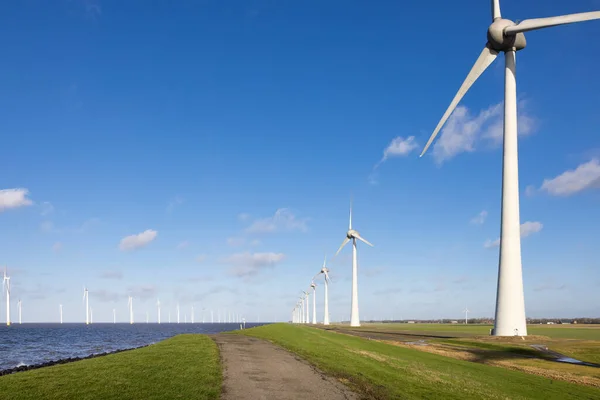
[0,322,267,371]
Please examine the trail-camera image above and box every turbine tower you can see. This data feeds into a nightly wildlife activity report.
[464,307,469,325]
[157,299,161,324]
[3,268,11,326]
[302,291,309,324]
[113,308,116,324]
[419,0,600,337]
[335,201,374,327]
[83,287,89,325]
[128,296,134,324]
[310,282,317,324]
[314,255,331,325]
[18,299,22,324]
[176,303,180,324]
[59,304,63,324]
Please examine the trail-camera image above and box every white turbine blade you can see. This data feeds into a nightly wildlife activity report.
[504,12,600,35]
[324,270,330,283]
[322,254,327,269]
[349,200,353,230]
[335,237,351,256]
[419,45,498,157]
[355,234,374,247]
[491,0,501,20]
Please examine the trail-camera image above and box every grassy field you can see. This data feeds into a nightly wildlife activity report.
[239,324,599,399]
[353,323,600,340]
[0,334,221,400]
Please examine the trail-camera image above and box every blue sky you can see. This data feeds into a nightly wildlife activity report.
[1,0,599,323]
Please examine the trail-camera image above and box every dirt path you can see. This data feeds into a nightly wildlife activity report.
[212,334,358,400]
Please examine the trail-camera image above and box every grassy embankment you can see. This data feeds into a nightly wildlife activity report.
[239,323,599,400]
[0,334,221,400]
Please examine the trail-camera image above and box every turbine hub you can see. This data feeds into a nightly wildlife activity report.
[487,18,526,52]
[346,229,358,239]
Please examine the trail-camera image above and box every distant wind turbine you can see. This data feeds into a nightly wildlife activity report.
[314,255,331,325]
[335,201,373,327]
[113,308,116,324]
[128,296,134,324]
[464,307,469,325]
[157,299,161,324]
[146,311,149,324]
[419,0,600,337]
[310,282,317,324]
[168,310,171,323]
[3,268,11,326]
[18,299,22,324]
[83,287,89,325]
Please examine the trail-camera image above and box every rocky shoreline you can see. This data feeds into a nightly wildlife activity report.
[0,344,150,377]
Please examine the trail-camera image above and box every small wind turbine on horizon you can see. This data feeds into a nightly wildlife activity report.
[128,296,134,324]
[59,304,63,324]
[314,255,331,325]
[18,299,22,324]
[113,308,116,324]
[464,307,469,325]
[146,311,149,324]
[419,0,600,337]
[83,287,89,325]
[3,268,11,326]
[335,200,373,327]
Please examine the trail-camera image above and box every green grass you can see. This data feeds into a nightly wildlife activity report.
[240,324,599,400]
[0,334,221,400]
[354,323,600,340]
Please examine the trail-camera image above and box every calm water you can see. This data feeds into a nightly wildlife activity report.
[0,323,266,371]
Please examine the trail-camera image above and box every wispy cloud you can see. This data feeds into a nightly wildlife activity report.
[176,240,189,250]
[100,270,123,280]
[484,221,543,248]
[167,196,184,213]
[245,209,308,234]
[0,188,33,212]
[470,210,488,225]
[531,159,600,196]
[431,101,535,164]
[195,254,207,263]
[377,136,419,166]
[119,229,157,251]
[40,201,54,216]
[221,252,285,278]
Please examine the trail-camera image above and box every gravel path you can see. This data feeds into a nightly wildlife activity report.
[212,334,358,400]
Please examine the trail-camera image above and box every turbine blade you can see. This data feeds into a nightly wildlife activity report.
[419,45,498,157]
[349,200,353,230]
[335,237,350,256]
[491,0,501,20]
[355,234,374,247]
[322,254,327,269]
[504,12,600,35]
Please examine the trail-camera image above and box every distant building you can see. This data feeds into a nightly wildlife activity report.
[451,320,458,324]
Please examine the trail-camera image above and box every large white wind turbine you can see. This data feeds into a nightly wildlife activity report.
[128,296,134,324]
[310,282,317,325]
[83,287,89,325]
[18,299,22,324]
[314,256,331,325]
[420,1,600,337]
[3,268,11,326]
[157,299,161,324]
[335,202,373,327]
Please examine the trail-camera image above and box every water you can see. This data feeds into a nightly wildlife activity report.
[0,323,265,371]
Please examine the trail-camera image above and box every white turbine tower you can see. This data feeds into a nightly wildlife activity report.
[128,296,134,324]
[314,256,331,325]
[157,299,161,324]
[176,303,180,324]
[83,287,89,325]
[168,311,171,324]
[90,308,93,324]
[310,282,317,324]
[60,304,63,324]
[302,291,309,324]
[113,308,116,324]
[419,1,600,337]
[464,307,469,325]
[335,201,373,327]
[146,311,149,324]
[18,299,22,324]
[3,268,11,326]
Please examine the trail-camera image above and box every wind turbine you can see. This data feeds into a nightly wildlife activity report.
[310,282,317,324]
[335,201,373,327]
[3,268,11,326]
[302,290,309,324]
[146,311,149,324]
[419,1,600,337]
[18,299,22,324]
[83,287,89,325]
[90,307,93,324]
[168,310,171,323]
[314,256,331,325]
[60,304,63,324]
[157,299,161,324]
[176,303,180,324]
[128,296,134,324]
[113,308,116,324]
[464,307,469,325]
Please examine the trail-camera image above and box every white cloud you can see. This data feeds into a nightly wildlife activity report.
[537,159,600,196]
[484,221,543,248]
[470,210,488,225]
[221,252,285,278]
[432,101,535,163]
[381,136,419,162]
[176,240,189,250]
[40,201,54,216]
[52,242,62,252]
[119,229,158,251]
[0,188,33,212]
[245,208,308,234]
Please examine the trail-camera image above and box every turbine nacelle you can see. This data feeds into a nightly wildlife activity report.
[346,229,359,239]
[310,282,316,289]
[487,19,526,51]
